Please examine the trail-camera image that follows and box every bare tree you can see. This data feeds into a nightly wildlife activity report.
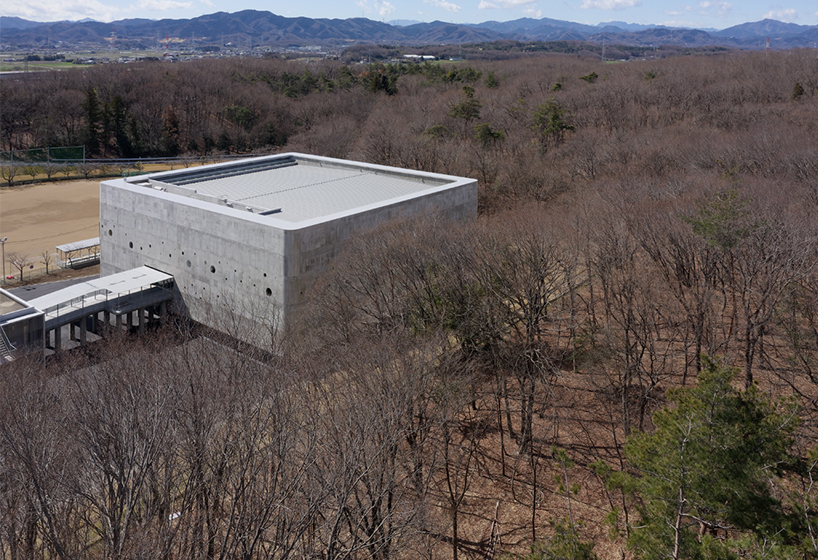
[6,252,29,282]
[41,251,55,275]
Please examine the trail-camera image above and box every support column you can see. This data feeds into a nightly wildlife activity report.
[159,300,167,322]
[138,308,145,334]
[115,312,122,330]
[69,322,75,340]
[54,325,62,352]
[80,318,87,345]
[126,311,133,329]
[104,310,110,330]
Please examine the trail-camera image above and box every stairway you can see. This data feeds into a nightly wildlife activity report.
[0,326,15,362]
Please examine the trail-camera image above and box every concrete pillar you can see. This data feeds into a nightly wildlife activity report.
[115,312,122,330]
[54,326,62,352]
[138,308,145,334]
[80,318,87,345]
[104,310,110,329]
[69,322,75,340]
[88,314,96,335]
[160,300,167,321]
[126,311,133,329]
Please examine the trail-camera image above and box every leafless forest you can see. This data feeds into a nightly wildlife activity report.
[2,50,818,559]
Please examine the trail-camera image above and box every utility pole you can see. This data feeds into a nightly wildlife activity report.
[2,237,7,284]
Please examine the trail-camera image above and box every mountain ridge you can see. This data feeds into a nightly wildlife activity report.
[2,12,817,50]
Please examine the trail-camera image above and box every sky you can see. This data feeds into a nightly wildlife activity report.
[2,0,818,30]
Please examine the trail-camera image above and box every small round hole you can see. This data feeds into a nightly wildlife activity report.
[129,242,133,249]
[265,288,272,297]
[210,265,216,273]
[186,260,191,268]
[108,229,113,236]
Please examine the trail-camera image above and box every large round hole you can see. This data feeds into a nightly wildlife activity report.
[265,288,272,297]
[129,242,133,249]
[210,265,216,273]
[108,229,113,236]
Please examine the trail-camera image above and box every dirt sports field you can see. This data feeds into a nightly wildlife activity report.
[0,179,100,260]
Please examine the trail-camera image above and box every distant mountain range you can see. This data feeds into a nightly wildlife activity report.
[2,11,818,50]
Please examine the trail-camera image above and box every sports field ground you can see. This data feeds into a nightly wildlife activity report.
[0,179,100,265]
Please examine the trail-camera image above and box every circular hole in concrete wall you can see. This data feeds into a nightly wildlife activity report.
[186,260,191,268]
[129,242,133,249]
[263,273,267,278]
[210,265,216,273]
[266,288,272,297]
[108,229,113,236]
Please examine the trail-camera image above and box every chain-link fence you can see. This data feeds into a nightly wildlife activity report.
[0,146,86,163]
[2,253,61,286]
[0,149,270,186]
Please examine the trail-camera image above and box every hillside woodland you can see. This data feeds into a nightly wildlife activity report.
[2,50,818,560]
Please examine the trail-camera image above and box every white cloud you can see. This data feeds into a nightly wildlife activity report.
[581,0,641,10]
[424,0,462,12]
[698,0,731,16]
[522,5,542,16]
[355,0,395,16]
[478,0,537,8]
[763,8,797,21]
[138,0,193,10]
[200,0,214,6]
[375,0,395,17]
[1,0,121,22]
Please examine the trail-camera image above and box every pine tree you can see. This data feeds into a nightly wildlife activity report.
[624,357,799,560]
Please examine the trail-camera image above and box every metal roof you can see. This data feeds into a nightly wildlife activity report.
[56,237,100,253]
[28,266,173,312]
[134,155,458,223]
[0,290,28,317]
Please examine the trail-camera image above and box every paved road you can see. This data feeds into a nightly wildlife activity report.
[7,275,100,302]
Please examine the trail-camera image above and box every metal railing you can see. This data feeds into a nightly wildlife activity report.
[42,283,174,320]
[43,288,109,317]
[0,325,16,360]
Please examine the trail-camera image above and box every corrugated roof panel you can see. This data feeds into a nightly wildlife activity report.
[182,163,434,220]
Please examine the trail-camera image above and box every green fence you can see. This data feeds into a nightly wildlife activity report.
[0,146,86,163]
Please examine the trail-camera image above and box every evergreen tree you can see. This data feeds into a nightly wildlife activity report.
[82,87,103,156]
[531,98,573,151]
[624,357,799,560]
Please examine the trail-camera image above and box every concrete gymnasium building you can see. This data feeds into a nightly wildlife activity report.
[99,153,477,342]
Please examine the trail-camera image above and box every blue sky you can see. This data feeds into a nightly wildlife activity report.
[3,0,818,30]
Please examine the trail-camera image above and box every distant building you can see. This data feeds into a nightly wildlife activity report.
[100,153,477,345]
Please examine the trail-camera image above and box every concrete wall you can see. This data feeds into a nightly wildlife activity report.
[101,181,287,340]
[285,181,477,312]
[100,168,477,344]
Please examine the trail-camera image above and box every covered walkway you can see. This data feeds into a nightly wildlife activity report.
[28,266,174,351]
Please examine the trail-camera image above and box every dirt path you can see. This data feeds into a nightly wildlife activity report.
[0,179,100,259]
